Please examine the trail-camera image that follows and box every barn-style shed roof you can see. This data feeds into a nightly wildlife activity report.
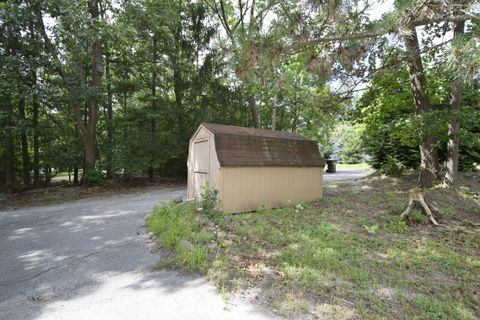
[201,123,325,167]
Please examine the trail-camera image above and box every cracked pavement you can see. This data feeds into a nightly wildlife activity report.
[0,187,273,320]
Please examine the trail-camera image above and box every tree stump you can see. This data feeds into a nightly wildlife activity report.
[401,188,439,225]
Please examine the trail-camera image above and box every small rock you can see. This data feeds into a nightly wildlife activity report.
[32,295,46,303]
[215,230,226,241]
[222,239,233,247]
[173,196,183,204]
[208,242,218,250]
[226,234,238,240]
[178,239,194,251]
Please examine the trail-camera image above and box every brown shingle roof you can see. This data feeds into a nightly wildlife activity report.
[202,123,325,167]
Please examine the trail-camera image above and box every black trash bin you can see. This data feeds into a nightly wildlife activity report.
[326,159,337,173]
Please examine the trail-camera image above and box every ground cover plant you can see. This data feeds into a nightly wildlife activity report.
[147,172,480,319]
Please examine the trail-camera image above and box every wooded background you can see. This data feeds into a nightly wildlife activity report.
[1,0,478,191]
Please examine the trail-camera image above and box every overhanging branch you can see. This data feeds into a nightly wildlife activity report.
[312,14,476,44]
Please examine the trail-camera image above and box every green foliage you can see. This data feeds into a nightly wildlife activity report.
[201,182,219,219]
[2,0,478,193]
[0,0,255,189]
[408,209,429,224]
[339,123,365,164]
[387,217,409,233]
[357,67,480,173]
[363,224,380,234]
[146,202,209,271]
[356,68,420,173]
[279,222,370,288]
[174,244,208,272]
[146,202,195,249]
[415,296,476,320]
[81,169,106,186]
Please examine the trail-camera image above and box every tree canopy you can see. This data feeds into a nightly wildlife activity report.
[1,0,478,190]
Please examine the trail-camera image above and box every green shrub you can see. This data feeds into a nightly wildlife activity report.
[340,123,365,164]
[175,244,208,272]
[387,217,409,233]
[82,168,106,186]
[147,202,196,248]
[408,209,429,224]
[146,202,209,271]
[201,182,219,218]
[438,207,454,219]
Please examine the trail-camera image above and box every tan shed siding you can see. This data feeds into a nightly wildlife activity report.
[208,133,220,190]
[219,166,323,213]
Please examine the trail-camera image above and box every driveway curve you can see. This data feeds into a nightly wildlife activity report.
[0,187,273,320]
[323,168,374,182]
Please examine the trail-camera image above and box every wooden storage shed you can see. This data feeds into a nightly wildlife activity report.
[187,123,325,213]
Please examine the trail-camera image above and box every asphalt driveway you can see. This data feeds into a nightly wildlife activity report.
[0,170,371,320]
[323,168,374,182]
[0,187,273,320]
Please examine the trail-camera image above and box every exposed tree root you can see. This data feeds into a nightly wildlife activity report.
[401,188,439,225]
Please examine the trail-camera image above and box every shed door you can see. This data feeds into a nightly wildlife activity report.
[193,139,209,199]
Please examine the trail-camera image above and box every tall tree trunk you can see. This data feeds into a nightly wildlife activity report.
[404,28,438,188]
[3,18,17,192]
[19,99,30,186]
[172,25,185,138]
[32,75,40,186]
[105,51,114,179]
[84,128,96,174]
[45,166,51,185]
[248,95,260,128]
[28,5,40,186]
[291,96,299,132]
[123,92,128,179]
[35,3,102,184]
[3,102,16,193]
[73,166,79,185]
[81,0,103,183]
[173,60,184,134]
[271,95,277,130]
[148,35,157,179]
[444,21,465,187]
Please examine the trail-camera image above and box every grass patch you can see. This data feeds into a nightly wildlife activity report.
[147,202,211,272]
[415,296,476,320]
[147,172,480,319]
